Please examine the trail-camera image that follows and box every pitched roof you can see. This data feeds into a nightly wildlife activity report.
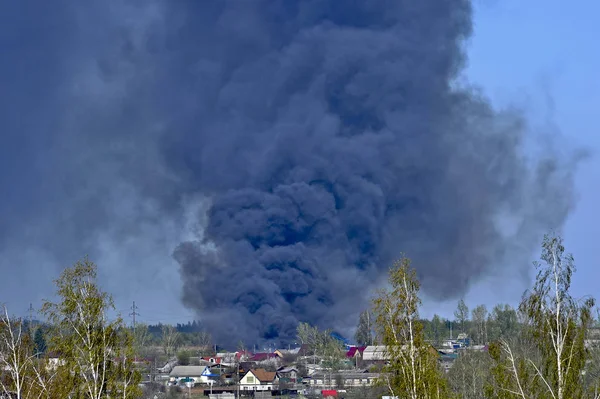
[362,345,388,360]
[346,346,366,358]
[251,368,277,382]
[170,366,208,377]
[277,366,298,373]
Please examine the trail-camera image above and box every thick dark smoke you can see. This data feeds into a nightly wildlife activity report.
[168,1,578,344]
[0,0,579,345]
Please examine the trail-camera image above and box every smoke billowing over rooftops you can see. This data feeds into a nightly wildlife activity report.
[0,0,580,345]
[169,1,578,344]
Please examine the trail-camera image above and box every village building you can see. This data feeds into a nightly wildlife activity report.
[308,370,380,388]
[276,366,299,383]
[239,368,279,391]
[169,365,219,386]
[362,345,388,361]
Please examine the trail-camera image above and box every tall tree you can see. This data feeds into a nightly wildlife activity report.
[318,332,346,388]
[297,322,345,376]
[454,299,469,335]
[471,305,488,345]
[355,310,374,346]
[41,258,141,399]
[193,330,212,348]
[160,325,181,358]
[296,322,318,346]
[431,315,445,347]
[297,322,320,362]
[33,327,47,356]
[488,304,519,342]
[132,323,150,358]
[487,234,595,399]
[448,350,492,399]
[0,306,38,399]
[372,256,449,399]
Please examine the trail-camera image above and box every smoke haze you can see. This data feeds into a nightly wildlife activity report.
[0,1,580,344]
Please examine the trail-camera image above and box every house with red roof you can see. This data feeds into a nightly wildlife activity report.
[346,346,366,359]
[201,356,224,364]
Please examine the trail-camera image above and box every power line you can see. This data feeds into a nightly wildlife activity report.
[129,301,140,329]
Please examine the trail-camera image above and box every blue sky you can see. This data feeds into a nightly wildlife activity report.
[421,0,600,317]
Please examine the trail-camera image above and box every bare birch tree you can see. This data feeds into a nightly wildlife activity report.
[160,325,181,358]
[296,322,320,363]
[0,306,37,399]
[471,305,488,345]
[487,234,595,399]
[448,349,492,399]
[454,299,469,335]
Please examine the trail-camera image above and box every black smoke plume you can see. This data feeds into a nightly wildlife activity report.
[0,0,578,345]
[168,1,578,344]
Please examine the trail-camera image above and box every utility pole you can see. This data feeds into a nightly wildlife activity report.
[367,310,371,345]
[237,361,240,398]
[129,301,139,329]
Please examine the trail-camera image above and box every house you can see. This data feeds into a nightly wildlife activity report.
[169,365,219,385]
[309,370,379,388]
[362,346,388,361]
[363,344,440,362]
[217,351,250,363]
[208,362,229,373]
[443,333,471,349]
[44,352,66,371]
[276,347,301,356]
[239,368,279,391]
[277,366,299,383]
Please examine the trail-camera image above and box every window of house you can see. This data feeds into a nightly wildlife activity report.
[247,376,254,383]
